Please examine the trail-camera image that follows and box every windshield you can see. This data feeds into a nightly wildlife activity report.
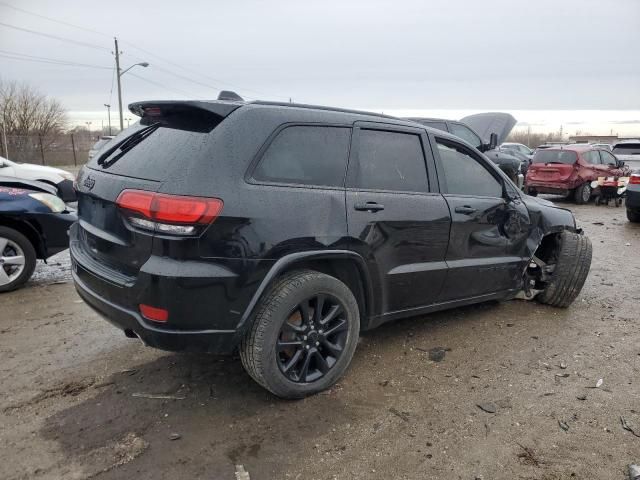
[613,143,640,155]
[532,150,578,164]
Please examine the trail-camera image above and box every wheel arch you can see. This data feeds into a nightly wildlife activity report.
[0,217,45,258]
[236,250,373,336]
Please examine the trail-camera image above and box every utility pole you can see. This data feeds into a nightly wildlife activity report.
[114,37,124,131]
[104,103,112,135]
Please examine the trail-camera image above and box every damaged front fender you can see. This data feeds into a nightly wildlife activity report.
[522,195,578,259]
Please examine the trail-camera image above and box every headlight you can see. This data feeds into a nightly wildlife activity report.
[60,171,75,181]
[29,193,66,213]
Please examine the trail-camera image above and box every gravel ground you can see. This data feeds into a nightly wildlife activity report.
[1,199,639,480]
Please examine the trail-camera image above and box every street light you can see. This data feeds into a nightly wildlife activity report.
[125,117,132,128]
[104,104,112,135]
[114,37,149,131]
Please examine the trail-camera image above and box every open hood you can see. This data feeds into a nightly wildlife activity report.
[460,112,517,146]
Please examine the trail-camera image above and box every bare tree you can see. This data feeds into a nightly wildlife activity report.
[0,79,67,138]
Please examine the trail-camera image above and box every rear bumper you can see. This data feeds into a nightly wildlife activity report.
[525,182,571,196]
[73,269,238,354]
[69,221,273,354]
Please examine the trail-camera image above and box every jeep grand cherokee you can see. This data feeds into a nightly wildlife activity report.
[71,98,592,398]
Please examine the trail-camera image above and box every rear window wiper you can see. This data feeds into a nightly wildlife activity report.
[97,122,161,168]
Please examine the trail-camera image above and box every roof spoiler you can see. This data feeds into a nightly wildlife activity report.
[128,100,242,118]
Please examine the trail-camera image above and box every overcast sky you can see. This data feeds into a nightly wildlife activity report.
[1,0,639,132]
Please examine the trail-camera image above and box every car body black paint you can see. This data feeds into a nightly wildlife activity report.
[71,100,580,354]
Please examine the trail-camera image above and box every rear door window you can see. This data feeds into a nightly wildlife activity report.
[348,129,429,193]
[599,150,617,166]
[435,139,503,198]
[583,150,601,164]
[253,126,351,187]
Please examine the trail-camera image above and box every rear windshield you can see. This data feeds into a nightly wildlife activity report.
[612,143,640,155]
[532,150,578,164]
[86,110,225,181]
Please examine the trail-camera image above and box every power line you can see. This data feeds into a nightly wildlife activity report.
[0,5,290,101]
[127,72,201,99]
[0,1,111,38]
[0,1,288,101]
[0,52,111,69]
[0,21,109,51]
[120,41,290,100]
[0,49,111,69]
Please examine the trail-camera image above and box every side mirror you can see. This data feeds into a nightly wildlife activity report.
[489,132,498,150]
[617,160,625,168]
[0,162,6,168]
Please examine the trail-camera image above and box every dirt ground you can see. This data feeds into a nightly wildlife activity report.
[1,199,639,480]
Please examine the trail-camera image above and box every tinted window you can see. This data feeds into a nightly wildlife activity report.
[448,123,482,148]
[436,140,503,197]
[582,150,600,164]
[532,150,578,165]
[254,126,351,187]
[600,150,617,165]
[350,129,428,192]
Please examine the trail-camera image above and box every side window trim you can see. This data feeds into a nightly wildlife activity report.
[246,122,352,189]
[346,123,433,194]
[431,135,505,199]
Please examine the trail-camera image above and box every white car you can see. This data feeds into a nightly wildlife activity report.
[0,156,76,202]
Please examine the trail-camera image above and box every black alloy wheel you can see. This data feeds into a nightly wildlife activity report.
[276,294,348,383]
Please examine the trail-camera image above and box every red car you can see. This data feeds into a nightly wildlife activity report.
[525,145,631,204]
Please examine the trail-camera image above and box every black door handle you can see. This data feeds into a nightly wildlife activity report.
[455,205,477,215]
[354,202,385,212]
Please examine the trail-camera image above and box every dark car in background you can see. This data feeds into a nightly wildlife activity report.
[626,173,640,223]
[0,177,76,292]
[71,98,592,398]
[525,145,631,203]
[405,113,524,186]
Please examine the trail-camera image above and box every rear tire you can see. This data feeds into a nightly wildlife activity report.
[0,226,37,293]
[525,187,538,197]
[537,232,592,308]
[628,209,640,223]
[239,269,360,399]
[575,183,592,204]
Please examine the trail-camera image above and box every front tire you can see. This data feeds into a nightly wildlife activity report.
[537,232,592,308]
[575,182,592,204]
[240,270,360,399]
[0,227,37,293]
[628,209,640,223]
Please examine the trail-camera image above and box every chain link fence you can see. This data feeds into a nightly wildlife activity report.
[1,133,97,167]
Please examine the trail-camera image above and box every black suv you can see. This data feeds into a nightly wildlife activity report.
[72,99,592,398]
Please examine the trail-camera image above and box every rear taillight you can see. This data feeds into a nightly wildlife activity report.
[629,174,640,185]
[116,189,223,235]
